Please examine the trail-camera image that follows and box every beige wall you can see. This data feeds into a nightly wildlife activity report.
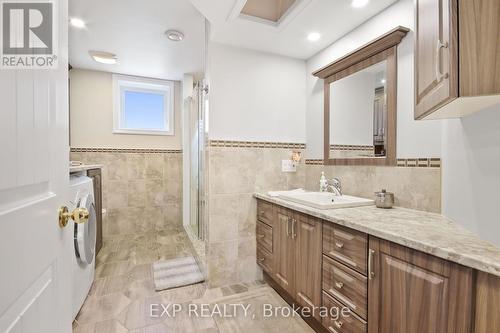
[305,165,441,213]
[69,69,182,149]
[70,150,183,239]
[206,145,306,288]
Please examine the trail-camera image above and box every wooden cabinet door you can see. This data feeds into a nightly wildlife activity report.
[274,207,295,295]
[87,168,103,255]
[415,0,458,119]
[294,213,322,319]
[368,237,473,333]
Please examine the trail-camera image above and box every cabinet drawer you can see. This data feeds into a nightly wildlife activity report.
[323,223,367,275]
[257,200,275,227]
[322,292,366,333]
[323,255,367,319]
[257,247,273,274]
[257,221,273,253]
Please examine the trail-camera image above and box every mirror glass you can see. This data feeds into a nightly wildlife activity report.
[329,60,388,159]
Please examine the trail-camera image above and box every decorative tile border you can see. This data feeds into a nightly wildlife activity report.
[397,158,441,168]
[305,158,441,168]
[70,147,182,154]
[329,144,375,151]
[209,140,306,149]
[305,159,325,165]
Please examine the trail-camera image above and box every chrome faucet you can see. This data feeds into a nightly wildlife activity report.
[327,178,342,196]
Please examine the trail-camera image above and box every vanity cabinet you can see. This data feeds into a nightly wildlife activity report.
[256,201,275,275]
[256,199,500,333]
[367,237,473,333]
[294,211,322,320]
[274,207,296,294]
[262,205,323,318]
[86,168,103,254]
[415,0,500,119]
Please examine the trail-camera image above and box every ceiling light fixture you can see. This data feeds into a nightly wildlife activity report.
[351,0,370,8]
[89,51,117,65]
[307,32,321,42]
[165,30,184,42]
[381,79,386,84]
[70,17,86,29]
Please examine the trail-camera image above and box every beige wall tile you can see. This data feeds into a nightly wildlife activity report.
[144,154,164,179]
[106,153,127,181]
[126,154,146,180]
[74,151,183,238]
[207,240,238,288]
[107,180,128,210]
[305,164,441,213]
[206,147,305,287]
[127,180,147,208]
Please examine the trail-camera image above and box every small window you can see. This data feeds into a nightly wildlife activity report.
[113,74,174,135]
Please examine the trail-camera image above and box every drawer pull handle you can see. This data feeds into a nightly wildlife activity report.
[260,210,265,215]
[334,321,343,329]
[368,249,375,280]
[335,242,344,249]
[258,258,265,263]
[335,282,344,289]
[257,234,265,239]
[327,327,339,333]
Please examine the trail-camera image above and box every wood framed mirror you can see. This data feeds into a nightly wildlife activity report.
[313,27,409,166]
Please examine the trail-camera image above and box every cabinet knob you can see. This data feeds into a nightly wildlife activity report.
[335,242,344,249]
[335,282,344,289]
[334,321,343,329]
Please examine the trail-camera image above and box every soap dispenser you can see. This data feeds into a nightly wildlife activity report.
[319,172,328,192]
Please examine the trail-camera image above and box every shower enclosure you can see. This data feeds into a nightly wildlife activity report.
[188,81,208,240]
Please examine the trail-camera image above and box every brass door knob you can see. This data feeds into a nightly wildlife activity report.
[59,206,89,228]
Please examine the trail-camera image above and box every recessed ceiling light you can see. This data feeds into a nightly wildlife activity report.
[351,0,369,8]
[165,30,184,42]
[70,18,86,29]
[381,79,386,84]
[307,32,321,42]
[89,51,117,65]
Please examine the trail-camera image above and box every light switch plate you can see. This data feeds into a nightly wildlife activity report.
[282,160,297,173]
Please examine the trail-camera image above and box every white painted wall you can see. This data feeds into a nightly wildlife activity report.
[208,42,306,143]
[330,71,376,146]
[305,0,442,158]
[442,105,500,247]
[69,69,182,149]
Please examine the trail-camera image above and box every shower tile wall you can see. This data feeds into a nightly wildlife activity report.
[70,150,183,238]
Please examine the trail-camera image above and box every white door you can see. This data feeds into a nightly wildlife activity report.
[0,0,72,332]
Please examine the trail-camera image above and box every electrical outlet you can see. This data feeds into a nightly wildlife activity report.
[282,160,297,173]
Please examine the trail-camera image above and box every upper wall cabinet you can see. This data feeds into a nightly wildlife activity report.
[415,0,500,120]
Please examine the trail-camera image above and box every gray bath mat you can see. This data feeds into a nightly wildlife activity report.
[152,256,204,291]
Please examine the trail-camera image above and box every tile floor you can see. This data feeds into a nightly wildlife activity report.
[73,227,313,332]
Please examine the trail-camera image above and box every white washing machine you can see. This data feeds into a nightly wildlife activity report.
[69,174,97,319]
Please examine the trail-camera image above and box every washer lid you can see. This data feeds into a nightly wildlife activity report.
[74,194,96,266]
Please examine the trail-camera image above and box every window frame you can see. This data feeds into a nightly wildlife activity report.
[112,74,175,136]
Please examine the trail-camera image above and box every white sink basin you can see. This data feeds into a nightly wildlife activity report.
[278,192,374,210]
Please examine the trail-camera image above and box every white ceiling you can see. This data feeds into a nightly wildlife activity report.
[190,0,398,59]
[69,0,206,81]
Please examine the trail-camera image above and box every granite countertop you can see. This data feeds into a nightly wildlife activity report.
[69,164,103,173]
[255,193,500,277]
